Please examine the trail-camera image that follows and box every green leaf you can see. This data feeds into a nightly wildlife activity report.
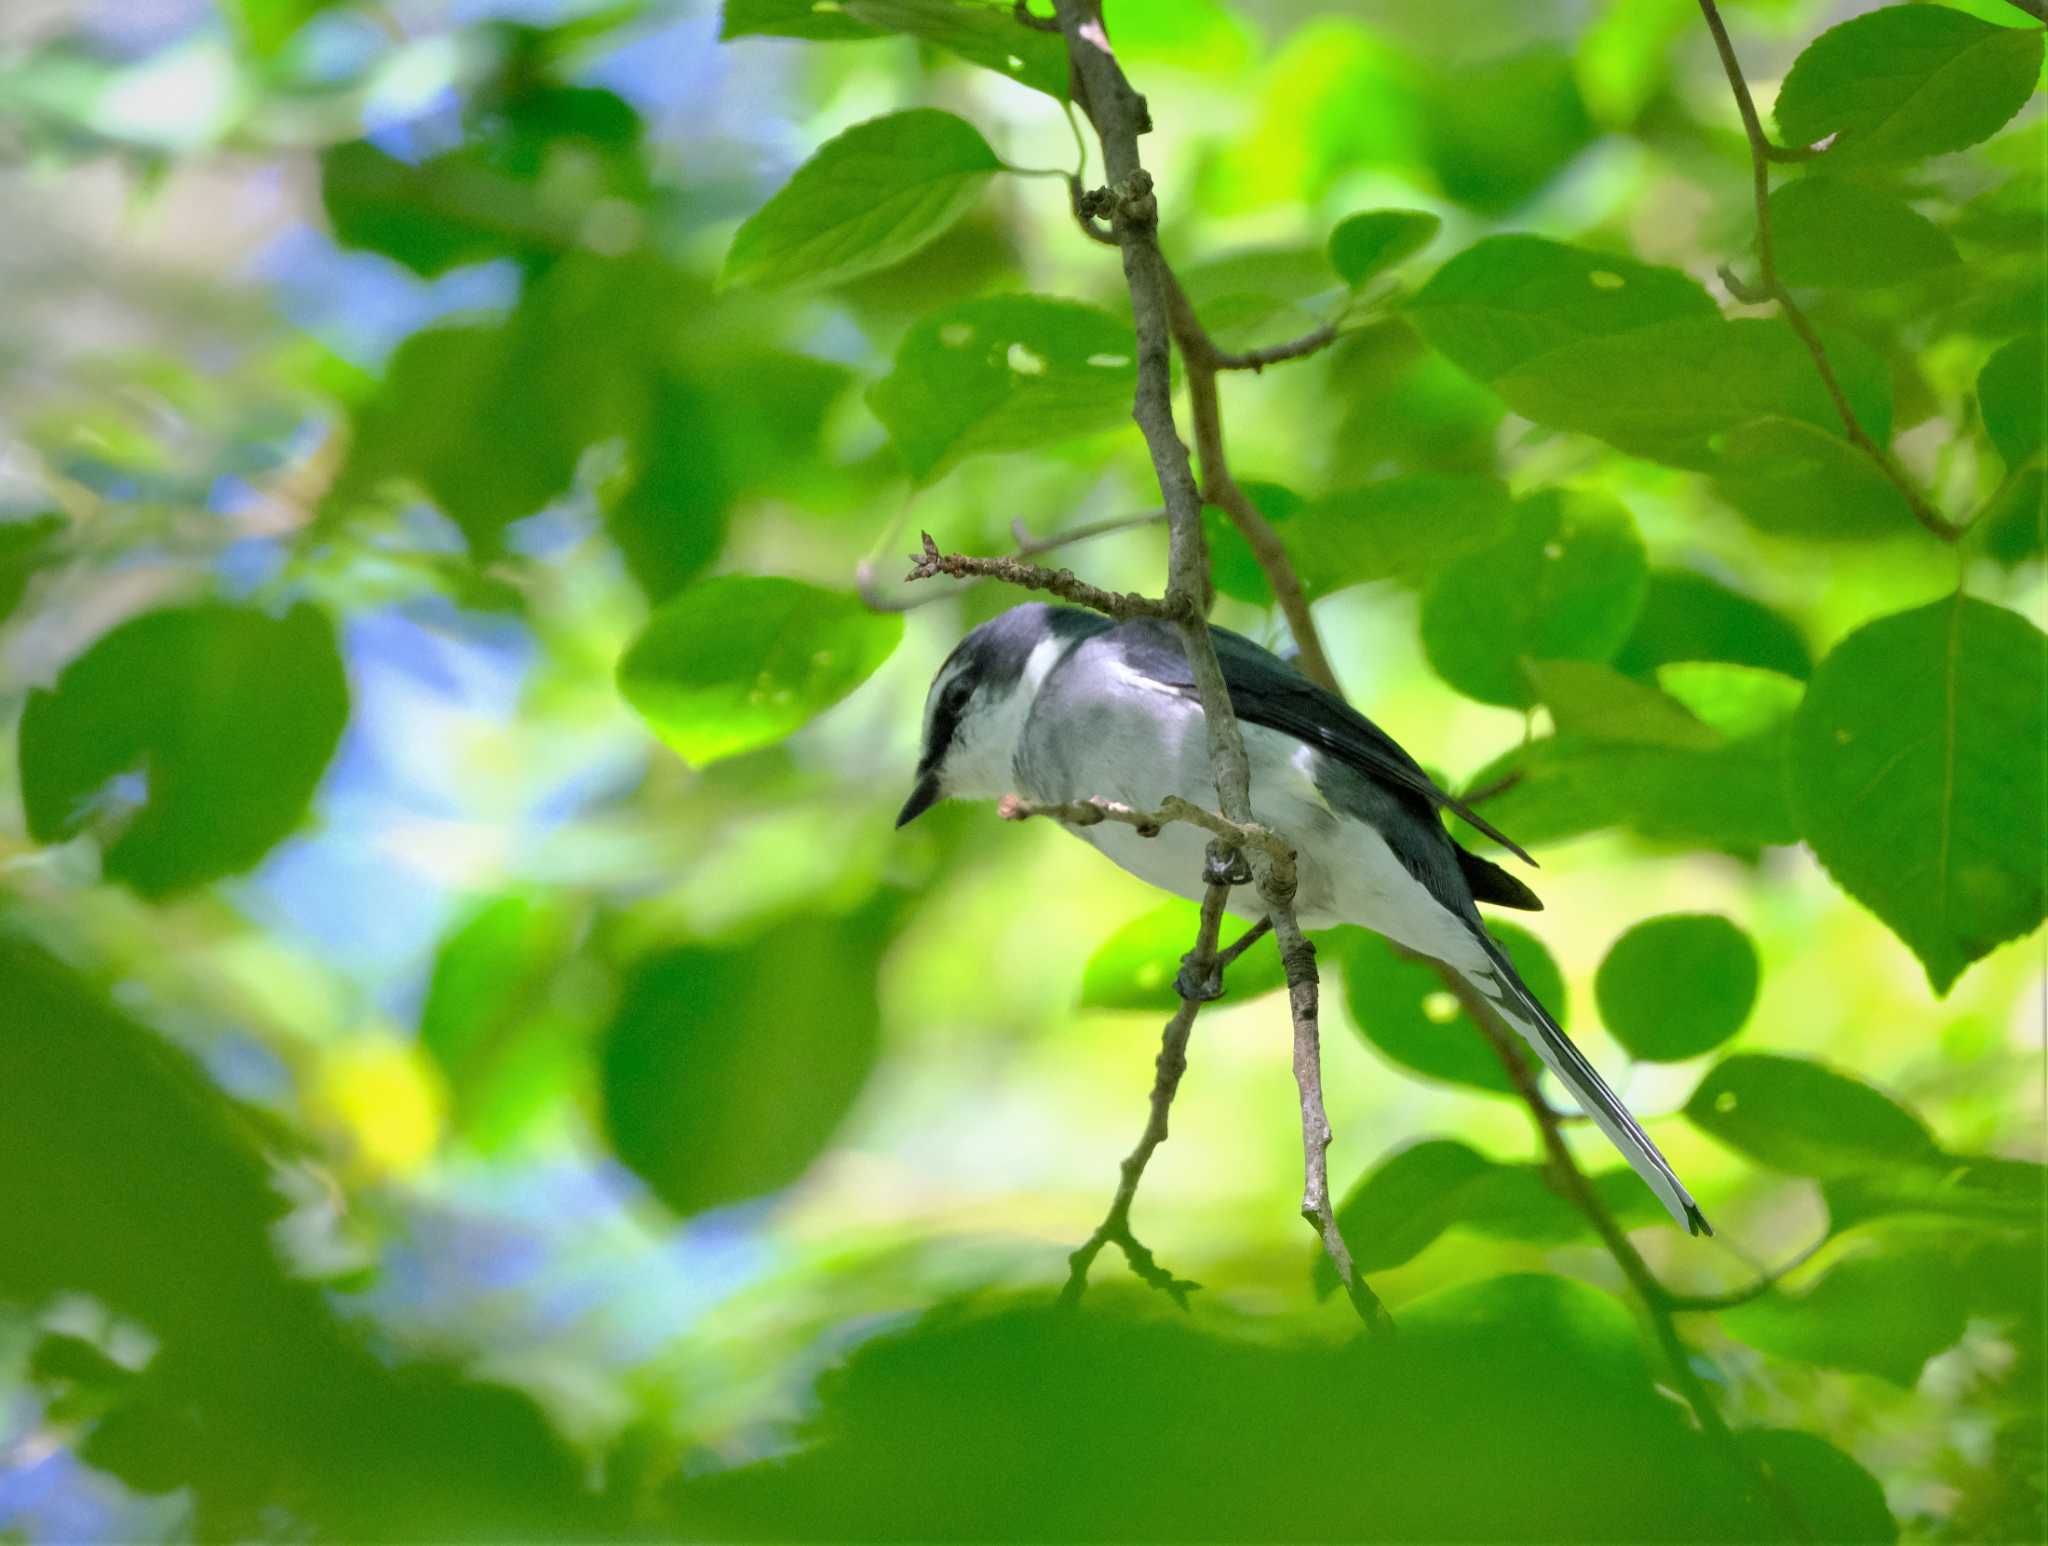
[0,513,65,625]
[1327,209,1440,289]
[1204,480,1307,607]
[721,110,1002,292]
[1722,1250,1967,1386]
[601,910,886,1217]
[1769,178,1959,289]
[1175,246,1336,353]
[1595,914,1759,1062]
[1079,900,1286,1012]
[1979,333,2045,471]
[1657,664,1805,741]
[227,0,339,57]
[1736,1431,1896,1545]
[1421,490,1647,709]
[1612,569,1812,680]
[618,576,901,766]
[1685,1053,1940,1178]
[1710,416,1918,540]
[868,295,1137,482]
[1290,475,1513,596]
[1495,320,1893,469]
[720,0,1069,96]
[1773,5,2044,164]
[1788,595,2047,993]
[19,603,347,897]
[1824,1155,2048,1234]
[1523,659,1720,751]
[1418,47,1593,216]
[1409,235,1718,385]
[1339,922,1560,1097]
[420,894,589,1153]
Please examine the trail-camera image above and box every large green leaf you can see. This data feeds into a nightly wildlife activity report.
[1078,900,1287,1011]
[1722,1250,1968,1387]
[1979,332,2045,471]
[1409,235,1717,384]
[1773,5,2043,164]
[1290,475,1513,596]
[1420,490,1647,708]
[19,603,348,897]
[1326,208,1440,289]
[0,512,65,625]
[601,910,887,1217]
[1684,1053,1940,1178]
[617,576,903,766]
[1611,569,1812,680]
[721,110,1003,292]
[1595,914,1758,1063]
[1418,47,1593,215]
[1710,416,1918,540]
[721,0,1069,98]
[1737,1430,1898,1546]
[868,295,1137,482]
[1769,177,1958,289]
[1788,595,2046,993]
[1340,922,1559,1096]
[1523,659,1720,751]
[1824,1154,2048,1234]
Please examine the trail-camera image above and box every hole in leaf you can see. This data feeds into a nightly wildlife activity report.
[1007,342,1048,376]
[1086,353,1130,369]
[939,323,974,347]
[1542,541,1565,559]
[1422,991,1460,1024]
[1715,1090,1739,1113]
[1589,270,1625,290]
[1006,54,1024,71]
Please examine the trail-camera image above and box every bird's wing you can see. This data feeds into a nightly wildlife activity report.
[1121,621,1535,867]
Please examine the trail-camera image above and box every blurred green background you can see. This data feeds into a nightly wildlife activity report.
[0,1,2041,1540]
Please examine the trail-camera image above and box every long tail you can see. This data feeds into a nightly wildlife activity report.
[1456,938,1711,1237]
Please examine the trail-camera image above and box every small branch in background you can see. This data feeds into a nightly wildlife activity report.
[1209,324,1341,373]
[1214,914,1272,973]
[1061,862,1234,1309]
[1666,1236,1830,1312]
[1010,508,1165,557]
[1695,0,1962,545]
[905,530,1191,623]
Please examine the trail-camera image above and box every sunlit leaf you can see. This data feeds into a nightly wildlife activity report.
[721,110,1003,292]
[1685,1053,1940,1178]
[1656,664,1805,741]
[1723,1250,1967,1386]
[1788,595,2046,993]
[1523,658,1720,751]
[1327,208,1440,289]
[1773,5,2043,163]
[1079,900,1285,1011]
[601,909,888,1217]
[1595,914,1758,1062]
[1769,177,1959,289]
[868,295,1137,482]
[19,603,348,896]
[617,576,902,766]
[1420,489,1646,708]
[227,0,341,57]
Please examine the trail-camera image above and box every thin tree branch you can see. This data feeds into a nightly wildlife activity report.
[1666,1235,1831,1312]
[1011,509,1165,557]
[997,792,1296,891]
[905,530,1192,622]
[1209,325,1341,373]
[1049,0,1390,1335]
[1215,915,1272,973]
[1696,0,1962,544]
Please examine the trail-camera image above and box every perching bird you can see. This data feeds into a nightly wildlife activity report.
[896,602,1710,1236]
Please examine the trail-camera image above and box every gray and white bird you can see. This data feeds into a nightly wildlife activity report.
[896,602,1710,1236]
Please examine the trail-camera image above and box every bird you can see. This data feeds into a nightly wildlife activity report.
[895,601,1710,1237]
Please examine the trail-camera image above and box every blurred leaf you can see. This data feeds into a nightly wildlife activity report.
[617,576,902,766]
[1825,1155,2048,1234]
[606,373,732,601]
[1079,900,1286,1011]
[1979,332,2045,470]
[1328,323,1504,478]
[1318,1137,1662,1288]
[1723,1250,1967,1386]
[1327,209,1440,289]
[19,603,348,897]
[868,295,1136,482]
[1496,320,1893,469]
[1657,663,1805,740]
[1611,569,1812,680]
[721,0,883,41]
[721,110,1002,292]
[1595,913,1758,1062]
[1788,595,2046,994]
[1773,5,2043,164]
[1175,246,1336,352]
[1770,178,1959,289]
[1974,466,2045,567]
[1523,658,1720,750]
[1409,235,1717,384]
[1340,922,1559,1096]
[1291,474,1513,596]
[1739,1429,1899,1544]
[1420,489,1646,708]
[721,0,1068,95]
[1685,1053,1940,1178]
[1709,416,1918,539]
[227,0,340,57]
[1576,0,1687,129]
[1204,479,1306,606]
[420,893,589,1153]
[0,511,65,624]
[601,910,887,1217]
[1420,47,1592,215]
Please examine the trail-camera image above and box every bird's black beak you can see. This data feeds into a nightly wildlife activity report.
[895,772,941,829]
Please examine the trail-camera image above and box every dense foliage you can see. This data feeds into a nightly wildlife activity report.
[0,1,2041,1540]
